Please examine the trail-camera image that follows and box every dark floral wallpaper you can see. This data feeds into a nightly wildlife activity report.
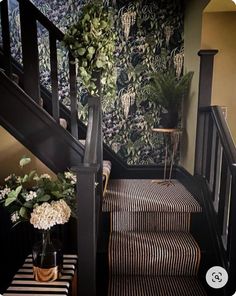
[8,0,184,165]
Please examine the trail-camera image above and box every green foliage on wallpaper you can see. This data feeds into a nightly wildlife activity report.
[8,0,184,165]
[103,0,184,164]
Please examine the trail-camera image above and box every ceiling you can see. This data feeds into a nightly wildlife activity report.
[205,0,236,12]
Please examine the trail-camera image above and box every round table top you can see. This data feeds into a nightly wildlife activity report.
[152,128,182,133]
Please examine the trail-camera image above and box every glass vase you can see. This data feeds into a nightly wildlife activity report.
[32,229,63,282]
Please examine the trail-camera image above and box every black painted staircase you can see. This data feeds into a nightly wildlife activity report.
[103,179,207,295]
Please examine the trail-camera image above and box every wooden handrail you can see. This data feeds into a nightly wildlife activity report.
[16,0,64,41]
[200,106,236,172]
[84,97,100,164]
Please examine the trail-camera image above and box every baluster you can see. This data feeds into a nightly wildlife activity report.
[0,0,12,77]
[49,33,59,122]
[221,168,232,250]
[209,124,217,193]
[210,127,218,196]
[217,152,228,235]
[202,112,209,177]
[205,114,214,184]
[19,0,40,103]
[69,54,78,138]
[195,112,205,175]
[213,139,223,211]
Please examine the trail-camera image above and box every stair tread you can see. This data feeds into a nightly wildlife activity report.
[109,231,201,276]
[108,275,207,296]
[103,179,202,213]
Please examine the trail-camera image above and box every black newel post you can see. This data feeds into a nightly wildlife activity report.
[92,70,103,249]
[75,165,98,296]
[194,49,218,176]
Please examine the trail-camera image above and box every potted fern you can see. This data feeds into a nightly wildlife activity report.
[144,70,194,128]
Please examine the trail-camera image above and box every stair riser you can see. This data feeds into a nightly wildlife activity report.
[111,212,191,232]
[108,276,207,296]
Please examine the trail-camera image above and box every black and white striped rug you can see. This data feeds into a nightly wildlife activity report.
[103,179,207,296]
[3,255,77,296]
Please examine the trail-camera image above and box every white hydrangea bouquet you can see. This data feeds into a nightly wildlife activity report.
[0,156,76,230]
[0,156,78,281]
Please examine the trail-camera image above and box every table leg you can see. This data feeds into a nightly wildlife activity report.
[152,139,169,185]
[164,143,168,181]
[168,147,175,184]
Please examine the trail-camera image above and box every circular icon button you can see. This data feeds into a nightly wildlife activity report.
[206,266,228,289]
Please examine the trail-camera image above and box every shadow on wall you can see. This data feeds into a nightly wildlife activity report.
[0,126,55,183]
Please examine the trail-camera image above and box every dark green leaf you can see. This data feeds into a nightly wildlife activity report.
[19,207,28,219]
[37,194,50,202]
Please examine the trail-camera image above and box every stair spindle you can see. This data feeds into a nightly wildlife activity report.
[49,33,59,122]
[69,54,78,138]
[19,0,40,104]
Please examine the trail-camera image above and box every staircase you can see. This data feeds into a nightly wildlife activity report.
[103,179,207,295]
[1,1,236,296]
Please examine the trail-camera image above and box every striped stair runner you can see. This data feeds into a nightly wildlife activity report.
[103,179,207,296]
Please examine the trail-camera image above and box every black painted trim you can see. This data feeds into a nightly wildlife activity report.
[0,50,170,179]
[0,71,84,173]
[176,166,228,296]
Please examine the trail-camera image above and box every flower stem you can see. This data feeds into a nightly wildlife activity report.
[41,229,50,267]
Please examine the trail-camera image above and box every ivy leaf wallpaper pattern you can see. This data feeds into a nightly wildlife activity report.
[7,0,184,165]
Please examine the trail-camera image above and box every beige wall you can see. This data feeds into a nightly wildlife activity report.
[201,12,236,143]
[0,126,55,183]
[181,0,210,174]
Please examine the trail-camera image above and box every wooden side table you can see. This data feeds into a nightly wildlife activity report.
[152,128,182,186]
[3,254,77,296]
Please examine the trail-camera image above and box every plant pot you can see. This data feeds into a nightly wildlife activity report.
[159,110,179,128]
[32,229,63,282]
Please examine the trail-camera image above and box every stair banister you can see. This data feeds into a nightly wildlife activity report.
[17,0,64,41]
[0,0,78,133]
[198,105,236,295]
[72,96,103,296]
[1,2,103,294]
